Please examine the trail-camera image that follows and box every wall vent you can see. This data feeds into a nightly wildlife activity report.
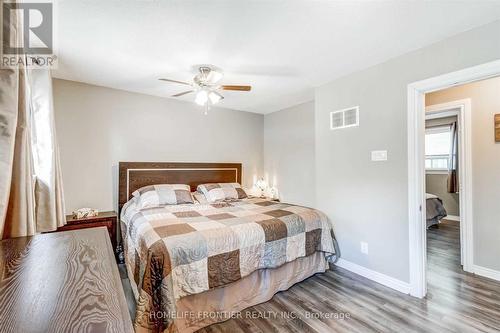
[330,106,359,130]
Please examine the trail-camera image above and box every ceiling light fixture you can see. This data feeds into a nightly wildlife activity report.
[159,65,251,115]
[194,88,223,115]
[208,91,222,104]
[206,70,223,84]
[195,89,208,106]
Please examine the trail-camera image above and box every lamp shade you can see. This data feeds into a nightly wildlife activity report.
[195,90,209,106]
[255,178,268,191]
[208,91,222,105]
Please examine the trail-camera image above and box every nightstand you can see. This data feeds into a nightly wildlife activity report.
[56,211,118,255]
[251,196,280,202]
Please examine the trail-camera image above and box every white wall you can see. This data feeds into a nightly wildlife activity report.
[53,79,264,213]
[426,76,500,271]
[264,101,315,207]
[315,20,500,282]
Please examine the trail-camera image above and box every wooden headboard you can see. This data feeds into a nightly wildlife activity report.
[118,162,242,210]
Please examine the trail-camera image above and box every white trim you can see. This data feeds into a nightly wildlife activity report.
[425,109,460,120]
[407,59,500,298]
[335,259,410,294]
[407,83,427,298]
[425,169,448,175]
[445,215,460,222]
[408,59,500,92]
[470,264,500,282]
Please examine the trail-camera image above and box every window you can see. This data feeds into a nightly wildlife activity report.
[425,126,450,172]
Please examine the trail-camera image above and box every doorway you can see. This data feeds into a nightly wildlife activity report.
[424,100,469,268]
[424,100,470,295]
[407,59,500,298]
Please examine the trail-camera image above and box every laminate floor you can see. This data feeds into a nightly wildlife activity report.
[121,219,500,332]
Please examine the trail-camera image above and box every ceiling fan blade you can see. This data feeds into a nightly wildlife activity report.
[172,90,194,97]
[213,91,224,100]
[221,85,252,91]
[159,78,191,86]
[208,91,224,104]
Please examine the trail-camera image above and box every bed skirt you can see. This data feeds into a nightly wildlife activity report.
[130,251,328,333]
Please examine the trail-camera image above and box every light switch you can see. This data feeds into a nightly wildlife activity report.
[361,242,369,254]
[371,150,388,161]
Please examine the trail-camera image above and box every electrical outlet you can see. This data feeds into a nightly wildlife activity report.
[360,242,369,254]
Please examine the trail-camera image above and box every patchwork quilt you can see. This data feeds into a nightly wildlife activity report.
[121,197,339,332]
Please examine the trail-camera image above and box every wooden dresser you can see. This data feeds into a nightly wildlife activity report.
[0,227,133,333]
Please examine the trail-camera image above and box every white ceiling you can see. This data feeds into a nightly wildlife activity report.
[53,1,500,114]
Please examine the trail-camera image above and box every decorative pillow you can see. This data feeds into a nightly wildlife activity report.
[132,184,193,208]
[196,183,247,202]
[192,192,209,204]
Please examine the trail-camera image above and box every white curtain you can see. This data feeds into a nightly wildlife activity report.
[0,1,65,238]
[0,0,35,238]
[29,69,66,232]
[0,66,37,238]
[0,67,66,238]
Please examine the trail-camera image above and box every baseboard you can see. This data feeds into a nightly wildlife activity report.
[470,264,500,282]
[334,258,410,294]
[445,215,460,221]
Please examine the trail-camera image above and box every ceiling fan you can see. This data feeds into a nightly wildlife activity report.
[159,65,251,113]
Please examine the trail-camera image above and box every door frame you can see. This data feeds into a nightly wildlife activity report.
[407,59,500,298]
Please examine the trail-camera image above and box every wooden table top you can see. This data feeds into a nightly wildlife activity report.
[0,227,133,333]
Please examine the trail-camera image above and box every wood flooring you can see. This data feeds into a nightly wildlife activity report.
[121,220,500,332]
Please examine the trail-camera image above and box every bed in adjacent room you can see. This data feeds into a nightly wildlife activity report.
[118,162,339,333]
[426,193,448,228]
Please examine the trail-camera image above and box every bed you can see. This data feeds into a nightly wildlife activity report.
[118,162,340,333]
[426,193,448,228]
